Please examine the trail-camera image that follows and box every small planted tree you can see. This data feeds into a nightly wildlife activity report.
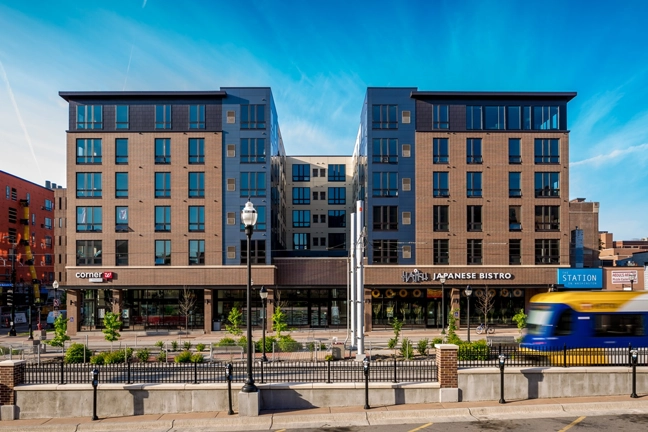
[47,314,71,348]
[178,286,196,334]
[387,316,404,357]
[225,305,243,337]
[476,290,497,326]
[102,311,122,347]
[446,308,462,345]
[272,306,288,337]
[512,309,527,334]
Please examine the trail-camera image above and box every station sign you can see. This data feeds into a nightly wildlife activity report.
[557,268,603,289]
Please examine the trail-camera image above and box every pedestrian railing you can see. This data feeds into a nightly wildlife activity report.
[459,344,648,368]
[22,359,438,385]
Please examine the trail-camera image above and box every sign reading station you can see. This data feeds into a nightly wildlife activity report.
[557,268,603,289]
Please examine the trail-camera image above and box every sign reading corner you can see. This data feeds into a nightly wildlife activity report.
[557,268,603,289]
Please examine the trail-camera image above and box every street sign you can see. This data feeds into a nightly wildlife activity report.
[53,298,60,307]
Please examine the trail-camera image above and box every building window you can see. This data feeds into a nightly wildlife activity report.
[328,164,346,182]
[189,240,205,265]
[32,214,36,225]
[155,240,171,265]
[292,210,311,228]
[240,239,266,264]
[433,138,448,164]
[534,139,560,164]
[155,173,171,198]
[5,186,8,199]
[319,168,325,177]
[76,173,102,198]
[372,138,398,163]
[467,239,482,265]
[227,144,236,157]
[188,172,205,198]
[402,144,411,157]
[116,240,128,266]
[241,138,266,163]
[155,138,171,164]
[509,172,521,197]
[43,199,53,211]
[292,187,310,204]
[372,240,397,264]
[240,205,266,231]
[77,105,103,129]
[467,172,482,197]
[509,206,522,231]
[533,106,560,130]
[433,105,449,129]
[373,206,397,230]
[116,206,128,232]
[433,205,449,231]
[7,207,16,224]
[435,239,451,264]
[293,233,310,250]
[188,138,205,164]
[321,234,335,248]
[76,139,102,164]
[312,191,318,201]
[43,217,52,229]
[116,105,129,129]
[433,172,449,197]
[10,188,16,200]
[312,168,319,177]
[115,173,128,198]
[44,236,52,248]
[189,105,205,129]
[372,104,398,129]
[535,239,560,264]
[319,191,326,200]
[328,210,346,228]
[240,172,266,197]
[509,138,521,164]
[535,206,560,231]
[372,172,398,197]
[328,187,346,204]
[484,106,505,130]
[155,206,171,232]
[76,240,102,266]
[509,240,521,265]
[188,206,205,232]
[313,237,319,247]
[466,138,482,164]
[76,206,102,232]
[535,172,560,197]
[313,214,318,223]
[292,164,310,181]
[155,105,171,129]
[241,104,265,129]
[507,106,521,130]
[467,206,482,232]
[466,106,482,130]
[115,138,128,164]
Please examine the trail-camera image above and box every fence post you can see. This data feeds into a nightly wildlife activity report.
[563,343,567,368]
[392,359,397,383]
[194,360,198,384]
[60,357,64,385]
[127,355,131,384]
[435,343,459,403]
[260,359,264,384]
[327,359,331,384]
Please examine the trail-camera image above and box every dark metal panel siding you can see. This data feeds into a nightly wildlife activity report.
[416,100,432,132]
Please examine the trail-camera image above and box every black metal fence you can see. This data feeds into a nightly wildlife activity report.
[458,344,648,368]
[22,360,438,385]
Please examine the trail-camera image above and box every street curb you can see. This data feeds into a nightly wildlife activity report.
[271,412,369,429]
[366,408,473,425]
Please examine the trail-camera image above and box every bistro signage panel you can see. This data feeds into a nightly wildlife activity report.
[402,270,515,283]
[557,268,603,289]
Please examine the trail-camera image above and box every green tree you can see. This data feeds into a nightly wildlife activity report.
[272,306,288,337]
[387,316,404,357]
[47,314,71,348]
[446,308,462,345]
[102,311,122,343]
[225,305,243,337]
[512,309,528,334]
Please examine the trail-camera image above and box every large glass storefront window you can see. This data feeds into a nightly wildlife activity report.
[460,288,526,326]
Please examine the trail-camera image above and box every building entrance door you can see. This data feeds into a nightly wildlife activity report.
[426,300,440,328]
[310,301,328,327]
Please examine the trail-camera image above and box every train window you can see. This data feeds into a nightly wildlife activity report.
[554,309,572,336]
[594,314,644,337]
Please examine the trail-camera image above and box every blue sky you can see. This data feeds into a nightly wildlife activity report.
[1,0,648,240]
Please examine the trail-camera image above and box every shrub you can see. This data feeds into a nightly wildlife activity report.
[170,340,179,352]
[65,343,90,364]
[136,348,150,362]
[400,338,414,360]
[183,341,192,351]
[254,336,276,353]
[104,348,133,364]
[216,338,236,347]
[155,340,164,349]
[431,337,443,346]
[157,350,167,363]
[324,354,335,362]
[90,352,106,365]
[416,338,429,357]
[196,343,206,352]
[237,336,248,351]
[277,335,302,352]
[457,340,490,361]
[174,350,193,363]
[190,353,204,363]
[512,309,527,333]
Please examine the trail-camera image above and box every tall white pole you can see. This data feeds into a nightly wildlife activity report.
[350,213,356,349]
[355,201,365,360]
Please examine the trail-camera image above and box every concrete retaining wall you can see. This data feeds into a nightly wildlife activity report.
[14,382,441,419]
[459,367,648,401]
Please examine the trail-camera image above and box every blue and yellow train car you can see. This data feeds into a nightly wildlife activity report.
[519,291,648,365]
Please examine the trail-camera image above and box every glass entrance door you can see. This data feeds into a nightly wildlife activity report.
[310,301,328,327]
[426,300,440,328]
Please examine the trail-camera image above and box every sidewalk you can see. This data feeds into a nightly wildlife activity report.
[1,394,647,431]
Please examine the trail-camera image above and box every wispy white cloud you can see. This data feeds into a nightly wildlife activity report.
[570,143,648,167]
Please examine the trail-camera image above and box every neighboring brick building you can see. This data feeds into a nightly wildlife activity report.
[569,198,600,268]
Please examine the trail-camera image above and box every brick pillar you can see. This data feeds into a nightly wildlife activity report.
[204,289,213,334]
[112,289,122,315]
[0,360,25,406]
[435,344,459,403]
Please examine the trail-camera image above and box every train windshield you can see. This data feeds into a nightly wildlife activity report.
[527,307,554,335]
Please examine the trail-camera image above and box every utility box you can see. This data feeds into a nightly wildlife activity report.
[212,321,221,331]
[331,346,343,360]
[40,330,47,341]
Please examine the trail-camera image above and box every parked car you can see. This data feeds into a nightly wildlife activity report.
[46,310,66,328]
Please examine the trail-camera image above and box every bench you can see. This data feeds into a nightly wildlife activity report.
[487,336,518,346]
[209,346,244,361]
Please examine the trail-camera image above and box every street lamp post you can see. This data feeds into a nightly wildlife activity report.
[53,281,59,316]
[8,245,16,337]
[440,276,446,334]
[241,200,258,393]
[465,285,472,343]
[630,274,636,291]
[259,286,268,362]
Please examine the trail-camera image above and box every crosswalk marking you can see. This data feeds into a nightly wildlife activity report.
[558,416,586,432]
[408,422,433,432]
